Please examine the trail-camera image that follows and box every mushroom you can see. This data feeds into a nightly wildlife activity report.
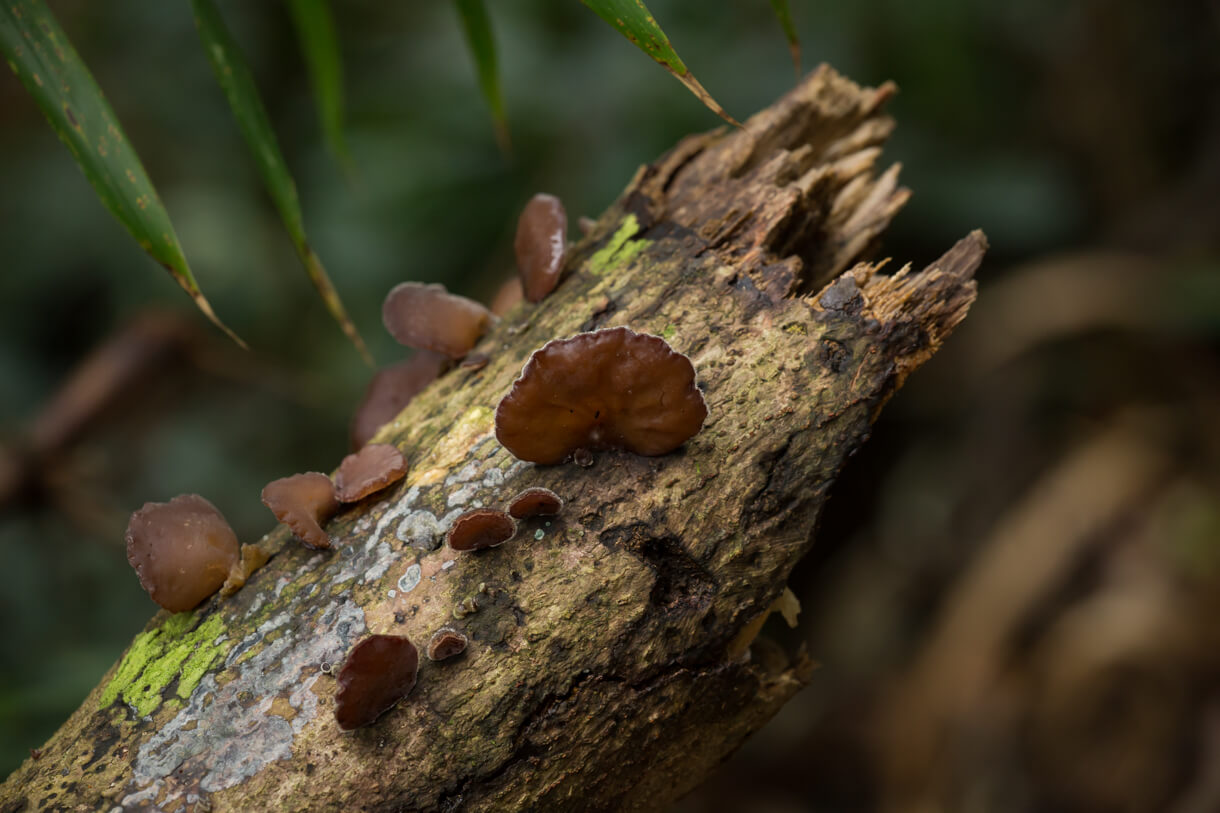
[494,327,708,464]
[447,508,517,552]
[382,282,492,359]
[334,634,419,730]
[125,494,241,612]
[426,627,468,661]
[507,487,563,519]
[334,444,408,503]
[350,352,448,449]
[261,472,339,550]
[514,193,567,302]
[490,277,524,317]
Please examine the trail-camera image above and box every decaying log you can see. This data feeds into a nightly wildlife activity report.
[1,65,985,812]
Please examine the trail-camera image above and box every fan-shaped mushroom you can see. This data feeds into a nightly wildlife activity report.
[426,627,468,661]
[382,282,492,359]
[261,472,339,550]
[514,193,568,302]
[494,327,708,464]
[125,494,241,612]
[507,487,563,519]
[350,352,447,449]
[447,508,517,552]
[334,444,408,502]
[334,634,419,730]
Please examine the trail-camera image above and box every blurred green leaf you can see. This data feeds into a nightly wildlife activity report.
[454,0,509,153]
[768,0,801,79]
[0,0,244,347]
[286,0,352,171]
[191,0,371,364]
[580,0,739,126]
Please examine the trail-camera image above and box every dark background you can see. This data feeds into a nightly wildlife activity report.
[2,1,1218,809]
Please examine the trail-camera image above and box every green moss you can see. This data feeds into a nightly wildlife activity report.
[660,323,677,340]
[588,214,649,276]
[100,612,230,717]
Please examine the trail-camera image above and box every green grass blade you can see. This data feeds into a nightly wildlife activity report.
[0,0,244,347]
[768,0,801,79]
[579,0,739,126]
[453,0,509,153]
[286,0,352,171]
[191,0,371,364]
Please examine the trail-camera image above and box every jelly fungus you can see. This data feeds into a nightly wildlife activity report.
[334,444,408,502]
[351,352,447,449]
[490,277,524,317]
[447,508,517,552]
[495,327,708,464]
[125,494,240,612]
[507,487,563,519]
[334,634,419,730]
[426,627,469,661]
[382,282,492,359]
[261,472,339,550]
[514,193,568,302]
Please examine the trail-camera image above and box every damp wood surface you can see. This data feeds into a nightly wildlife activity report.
[1,65,984,813]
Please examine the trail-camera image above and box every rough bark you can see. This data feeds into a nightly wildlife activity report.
[2,65,985,812]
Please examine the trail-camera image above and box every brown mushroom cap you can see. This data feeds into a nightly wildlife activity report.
[490,277,524,317]
[334,444,408,502]
[494,327,708,464]
[261,472,339,550]
[350,352,447,449]
[125,494,241,612]
[382,282,492,359]
[426,627,468,661]
[514,193,568,303]
[446,508,517,552]
[507,487,563,519]
[334,634,419,730]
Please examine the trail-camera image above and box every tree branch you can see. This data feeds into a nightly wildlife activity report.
[1,65,984,813]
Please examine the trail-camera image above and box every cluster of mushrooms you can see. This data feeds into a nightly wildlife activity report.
[123,193,709,731]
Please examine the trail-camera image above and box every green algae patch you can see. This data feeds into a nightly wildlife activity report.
[588,214,649,276]
[100,612,230,717]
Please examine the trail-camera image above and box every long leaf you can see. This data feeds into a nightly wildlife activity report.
[768,0,801,79]
[192,0,371,364]
[580,0,739,126]
[0,0,244,347]
[286,0,352,171]
[453,0,510,153]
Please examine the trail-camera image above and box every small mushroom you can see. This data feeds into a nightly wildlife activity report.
[382,282,492,359]
[334,634,419,730]
[426,627,468,661]
[490,277,524,317]
[495,327,708,464]
[261,472,339,550]
[350,352,448,449]
[507,487,563,519]
[514,193,568,302]
[125,494,241,612]
[334,444,408,502]
[447,508,517,552]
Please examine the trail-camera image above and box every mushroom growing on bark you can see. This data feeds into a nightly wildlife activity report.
[125,494,241,612]
[447,508,517,552]
[426,627,468,661]
[382,282,492,359]
[261,472,339,550]
[507,487,563,519]
[495,327,708,464]
[350,352,448,449]
[334,443,408,502]
[334,634,419,730]
[514,193,568,302]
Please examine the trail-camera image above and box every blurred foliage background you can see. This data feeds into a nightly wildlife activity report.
[1,0,1218,809]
